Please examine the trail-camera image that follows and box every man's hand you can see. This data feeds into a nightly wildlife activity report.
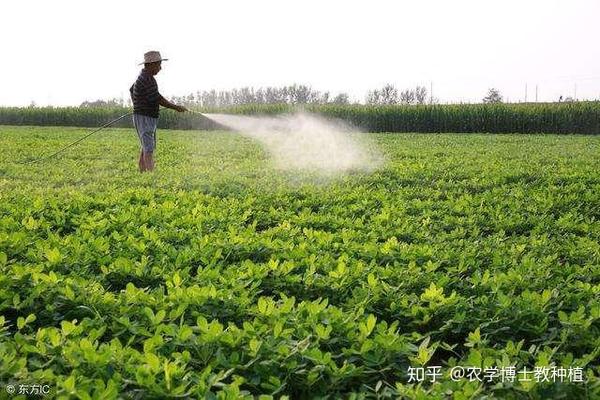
[159,96,188,113]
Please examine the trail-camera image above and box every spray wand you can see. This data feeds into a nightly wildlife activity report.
[23,110,211,165]
[22,112,132,164]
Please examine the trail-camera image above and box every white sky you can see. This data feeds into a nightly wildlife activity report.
[2,0,599,106]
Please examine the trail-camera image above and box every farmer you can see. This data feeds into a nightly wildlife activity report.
[130,51,188,172]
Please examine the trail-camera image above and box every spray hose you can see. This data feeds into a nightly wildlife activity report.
[22,112,133,164]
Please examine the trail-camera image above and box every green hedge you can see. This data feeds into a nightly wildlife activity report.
[1,102,599,134]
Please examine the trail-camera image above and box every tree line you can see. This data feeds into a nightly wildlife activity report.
[167,85,351,107]
[78,84,440,108]
[366,84,432,105]
[167,84,437,107]
[65,84,589,109]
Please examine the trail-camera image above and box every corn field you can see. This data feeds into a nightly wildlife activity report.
[1,102,599,133]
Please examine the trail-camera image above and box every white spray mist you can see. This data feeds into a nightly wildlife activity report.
[202,112,381,174]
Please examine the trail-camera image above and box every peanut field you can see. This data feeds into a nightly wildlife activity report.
[0,126,599,399]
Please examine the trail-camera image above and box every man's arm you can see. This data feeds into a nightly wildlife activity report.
[158,94,188,112]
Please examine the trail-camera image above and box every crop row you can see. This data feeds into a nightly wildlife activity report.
[0,102,599,134]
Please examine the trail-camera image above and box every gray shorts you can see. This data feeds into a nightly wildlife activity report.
[133,114,158,153]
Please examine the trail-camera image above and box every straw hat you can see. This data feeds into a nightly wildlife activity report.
[139,51,169,65]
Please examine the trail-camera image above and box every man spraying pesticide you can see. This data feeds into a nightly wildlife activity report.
[22,51,191,166]
[130,51,188,172]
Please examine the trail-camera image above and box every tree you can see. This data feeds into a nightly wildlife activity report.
[482,88,503,104]
[366,84,398,105]
[218,91,232,107]
[399,89,415,105]
[80,98,123,107]
[186,93,195,105]
[202,90,218,107]
[380,84,399,104]
[318,91,330,104]
[264,87,286,104]
[414,86,428,104]
[367,86,428,105]
[331,93,350,104]
[365,89,381,105]
[288,84,318,104]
